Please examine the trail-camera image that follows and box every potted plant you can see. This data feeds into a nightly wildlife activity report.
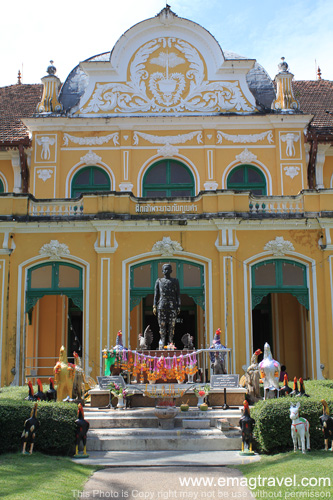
[193,384,210,408]
[108,382,127,409]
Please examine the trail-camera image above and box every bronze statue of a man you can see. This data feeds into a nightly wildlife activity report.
[153,263,181,346]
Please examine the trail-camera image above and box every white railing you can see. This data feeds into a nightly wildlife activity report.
[249,195,304,214]
[29,199,83,217]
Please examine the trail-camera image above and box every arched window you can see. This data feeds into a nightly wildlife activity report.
[71,166,111,198]
[0,178,4,193]
[227,164,266,195]
[143,159,195,198]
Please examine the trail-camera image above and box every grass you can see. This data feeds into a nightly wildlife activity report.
[235,451,333,497]
[0,452,97,500]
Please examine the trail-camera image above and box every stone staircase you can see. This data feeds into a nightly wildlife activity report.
[85,406,242,452]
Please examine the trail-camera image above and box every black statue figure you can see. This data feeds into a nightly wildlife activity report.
[153,263,181,346]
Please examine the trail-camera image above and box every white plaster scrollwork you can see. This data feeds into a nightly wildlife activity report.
[83,38,255,114]
[39,240,70,260]
[152,236,183,256]
[80,151,102,165]
[204,181,218,190]
[284,166,300,179]
[264,236,294,256]
[235,148,257,163]
[63,132,119,146]
[217,130,273,144]
[37,169,53,182]
[36,136,56,160]
[133,130,203,146]
[158,144,179,157]
[280,133,300,157]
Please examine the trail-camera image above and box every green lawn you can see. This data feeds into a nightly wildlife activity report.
[0,453,97,500]
[236,451,333,497]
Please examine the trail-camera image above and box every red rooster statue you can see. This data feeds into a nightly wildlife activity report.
[46,377,57,401]
[21,403,40,454]
[34,378,46,401]
[319,400,333,451]
[25,381,35,401]
[239,400,255,454]
[74,403,90,458]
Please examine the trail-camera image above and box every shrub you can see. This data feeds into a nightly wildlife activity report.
[251,396,333,454]
[0,386,78,455]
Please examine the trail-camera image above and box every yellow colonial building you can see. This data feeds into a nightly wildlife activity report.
[0,7,333,386]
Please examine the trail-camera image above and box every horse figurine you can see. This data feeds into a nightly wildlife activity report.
[290,402,310,453]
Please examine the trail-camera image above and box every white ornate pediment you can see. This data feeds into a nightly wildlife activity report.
[152,237,183,256]
[39,240,70,260]
[76,9,257,116]
[264,237,294,256]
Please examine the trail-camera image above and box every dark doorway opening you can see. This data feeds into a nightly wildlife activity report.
[252,294,272,361]
[67,299,83,359]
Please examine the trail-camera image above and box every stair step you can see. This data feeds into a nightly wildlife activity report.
[87,427,242,451]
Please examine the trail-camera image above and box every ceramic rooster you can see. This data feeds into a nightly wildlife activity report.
[279,374,292,396]
[296,377,309,397]
[290,376,299,396]
[74,403,90,458]
[25,381,35,401]
[319,400,333,451]
[239,400,255,454]
[138,325,154,350]
[259,343,280,399]
[46,377,57,401]
[21,403,40,454]
[245,348,262,402]
[34,378,46,401]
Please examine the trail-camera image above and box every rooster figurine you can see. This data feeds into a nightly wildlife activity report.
[72,352,86,402]
[46,377,57,401]
[21,403,40,454]
[181,333,194,350]
[34,378,46,401]
[259,343,280,399]
[279,374,292,396]
[138,325,154,350]
[239,400,255,454]
[319,400,333,451]
[25,381,35,401]
[290,376,299,396]
[74,403,90,458]
[245,348,262,402]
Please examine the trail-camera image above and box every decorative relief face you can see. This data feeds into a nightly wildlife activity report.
[279,132,301,160]
[35,134,57,163]
[81,38,255,115]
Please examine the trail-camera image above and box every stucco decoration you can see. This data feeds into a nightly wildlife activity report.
[217,130,273,144]
[152,237,183,256]
[264,236,295,256]
[63,133,119,146]
[82,37,255,115]
[134,130,202,157]
[280,133,300,157]
[37,169,53,182]
[284,166,300,179]
[39,240,70,260]
[80,151,102,165]
[235,148,257,163]
[36,136,56,160]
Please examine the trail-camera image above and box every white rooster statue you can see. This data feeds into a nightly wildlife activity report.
[138,325,154,350]
[259,342,280,399]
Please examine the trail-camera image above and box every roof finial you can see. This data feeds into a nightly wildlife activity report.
[317,66,322,80]
[278,57,289,73]
[47,60,57,76]
[17,70,22,85]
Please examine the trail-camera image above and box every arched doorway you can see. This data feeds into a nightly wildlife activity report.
[25,262,83,379]
[251,259,309,378]
[130,259,205,349]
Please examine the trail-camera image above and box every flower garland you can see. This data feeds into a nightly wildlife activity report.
[103,348,198,382]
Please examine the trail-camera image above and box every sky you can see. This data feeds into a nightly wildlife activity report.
[1,0,332,87]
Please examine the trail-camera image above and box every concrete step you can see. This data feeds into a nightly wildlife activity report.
[84,407,242,429]
[86,427,242,451]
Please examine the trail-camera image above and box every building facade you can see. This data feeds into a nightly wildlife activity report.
[0,7,333,386]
